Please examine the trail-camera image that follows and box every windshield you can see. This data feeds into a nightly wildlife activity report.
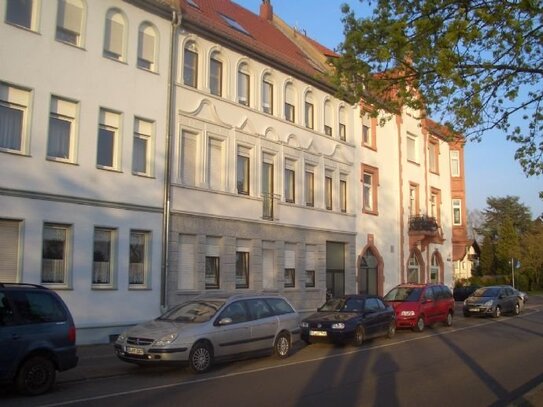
[472,287,500,297]
[319,297,364,312]
[158,300,225,323]
[383,287,423,302]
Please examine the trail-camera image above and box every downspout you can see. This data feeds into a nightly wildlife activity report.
[161,7,181,312]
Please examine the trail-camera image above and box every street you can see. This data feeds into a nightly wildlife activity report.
[2,298,543,407]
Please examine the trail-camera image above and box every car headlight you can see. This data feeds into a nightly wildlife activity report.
[300,322,309,328]
[400,310,415,317]
[153,333,178,346]
[331,323,345,329]
[116,333,127,343]
[484,300,494,307]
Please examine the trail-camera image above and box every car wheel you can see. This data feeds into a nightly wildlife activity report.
[445,312,454,327]
[274,332,291,358]
[463,311,470,317]
[493,306,501,318]
[16,356,56,396]
[387,321,396,339]
[188,342,213,374]
[353,325,365,346]
[513,302,520,316]
[414,316,425,332]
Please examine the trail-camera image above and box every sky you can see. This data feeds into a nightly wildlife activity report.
[235,0,543,219]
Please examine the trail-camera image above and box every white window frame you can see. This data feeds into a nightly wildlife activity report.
[237,63,250,106]
[338,106,346,141]
[209,53,223,97]
[340,175,347,213]
[97,108,121,170]
[47,96,78,162]
[284,159,296,203]
[103,9,126,62]
[56,0,84,47]
[325,171,333,210]
[41,223,72,288]
[305,167,314,207]
[5,0,39,31]
[207,137,224,190]
[452,199,462,225]
[183,44,198,88]
[0,82,31,155]
[450,150,460,177]
[237,145,251,195]
[133,117,154,176]
[205,237,221,289]
[407,132,418,163]
[92,227,117,289]
[304,92,314,129]
[262,74,273,114]
[284,83,295,123]
[137,23,157,72]
[180,130,198,186]
[129,230,151,288]
[178,235,195,290]
[236,246,250,289]
[284,246,296,288]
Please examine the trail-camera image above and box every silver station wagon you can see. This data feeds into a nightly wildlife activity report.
[114,293,300,373]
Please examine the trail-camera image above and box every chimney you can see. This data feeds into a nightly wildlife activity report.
[260,0,273,21]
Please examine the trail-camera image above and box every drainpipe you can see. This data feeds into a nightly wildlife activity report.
[161,7,181,312]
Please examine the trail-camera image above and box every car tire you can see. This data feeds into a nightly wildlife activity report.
[387,321,396,339]
[353,325,365,346]
[513,302,520,316]
[493,306,501,318]
[16,355,56,396]
[414,316,425,332]
[274,332,291,358]
[463,311,470,317]
[445,312,454,327]
[188,342,213,374]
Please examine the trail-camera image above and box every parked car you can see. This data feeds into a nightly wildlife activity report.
[114,293,300,373]
[0,283,78,395]
[453,285,480,301]
[383,283,455,332]
[463,285,522,317]
[300,295,396,346]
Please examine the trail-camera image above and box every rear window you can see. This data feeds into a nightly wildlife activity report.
[266,298,294,315]
[9,291,67,324]
[384,286,423,302]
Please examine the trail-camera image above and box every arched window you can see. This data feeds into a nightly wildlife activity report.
[304,91,314,129]
[360,250,378,295]
[338,106,346,141]
[324,100,332,136]
[284,82,295,123]
[209,51,223,96]
[237,62,250,106]
[262,73,273,114]
[138,23,158,72]
[407,252,420,283]
[56,0,85,47]
[103,9,126,61]
[430,252,440,283]
[183,41,198,88]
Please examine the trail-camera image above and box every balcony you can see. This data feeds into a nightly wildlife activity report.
[408,215,445,249]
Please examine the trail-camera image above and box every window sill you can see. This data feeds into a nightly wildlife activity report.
[362,209,379,216]
[41,283,72,290]
[56,39,86,51]
[91,285,117,290]
[47,157,78,166]
[96,165,122,173]
[128,285,151,290]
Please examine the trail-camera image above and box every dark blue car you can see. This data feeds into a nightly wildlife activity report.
[300,295,396,346]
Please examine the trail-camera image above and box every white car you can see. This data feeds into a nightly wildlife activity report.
[114,293,300,373]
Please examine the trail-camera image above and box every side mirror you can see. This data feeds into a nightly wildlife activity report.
[217,317,233,326]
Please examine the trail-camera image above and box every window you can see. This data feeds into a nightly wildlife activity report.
[284,83,295,123]
[362,125,370,146]
[180,130,197,186]
[129,230,149,286]
[409,183,419,216]
[304,92,314,129]
[305,247,316,288]
[430,188,441,222]
[452,199,462,225]
[178,235,195,289]
[305,168,314,207]
[284,159,295,203]
[236,251,249,289]
[220,13,250,36]
[430,253,439,283]
[450,150,460,177]
[205,237,220,289]
[93,228,115,286]
[208,137,224,190]
[0,219,21,282]
[338,107,346,141]
[324,100,332,136]
[362,165,378,214]
[183,44,198,88]
[103,9,126,61]
[138,23,157,71]
[209,54,222,96]
[48,96,77,161]
[6,0,36,30]
[407,252,420,283]
[262,74,273,114]
[0,82,30,154]
[133,118,153,176]
[325,173,333,210]
[407,133,418,163]
[56,0,84,46]
[262,156,274,219]
[284,246,296,288]
[429,139,439,173]
[237,63,250,106]
[97,108,120,169]
[340,177,347,213]
[237,146,250,195]
[41,224,71,285]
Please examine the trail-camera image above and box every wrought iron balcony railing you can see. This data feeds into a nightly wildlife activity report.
[408,215,439,233]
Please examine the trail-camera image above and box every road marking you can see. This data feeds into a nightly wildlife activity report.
[40,306,542,407]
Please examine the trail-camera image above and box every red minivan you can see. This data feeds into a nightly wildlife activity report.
[383,283,454,332]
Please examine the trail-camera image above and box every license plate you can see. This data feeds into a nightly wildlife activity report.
[309,330,327,337]
[469,308,479,312]
[126,346,144,355]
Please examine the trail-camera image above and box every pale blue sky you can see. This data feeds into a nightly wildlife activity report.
[235,0,543,219]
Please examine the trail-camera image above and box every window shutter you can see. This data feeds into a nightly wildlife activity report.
[59,1,82,34]
[285,249,295,269]
[0,220,20,282]
[285,84,295,105]
[305,249,315,270]
[139,31,154,63]
[178,237,194,289]
[106,18,123,56]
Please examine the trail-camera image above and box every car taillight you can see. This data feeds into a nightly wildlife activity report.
[68,325,76,344]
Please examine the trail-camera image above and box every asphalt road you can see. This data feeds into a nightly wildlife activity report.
[2,298,543,407]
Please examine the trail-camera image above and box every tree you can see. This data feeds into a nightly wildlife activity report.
[332,0,543,175]
[494,217,521,273]
[479,234,497,275]
[477,195,533,238]
[520,219,543,289]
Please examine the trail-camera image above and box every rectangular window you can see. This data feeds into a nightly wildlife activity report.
[183,48,198,88]
[284,246,295,288]
[362,164,379,214]
[262,158,274,219]
[133,118,153,176]
[340,178,347,213]
[41,224,70,285]
[93,228,115,286]
[181,130,197,186]
[305,247,316,288]
[104,15,124,60]
[210,57,222,96]
[450,150,460,177]
[285,103,295,123]
[305,169,314,207]
[237,146,250,195]
[452,199,462,225]
[407,133,418,163]
[0,219,21,282]
[305,102,314,129]
[325,174,333,210]
[178,235,195,289]
[56,0,83,46]
[285,160,295,203]
[262,79,273,114]
[429,139,439,173]
[238,71,250,106]
[6,0,34,29]
[97,109,120,169]
[208,137,224,190]
[0,82,30,153]
[339,123,346,141]
[236,251,249,289]
[409,183,419,216]
[129,230,149,286]
[206,237,220,289]
[324,125,332,136]
[430,188,441,222]
[48,96,77,161]
[362,125,370,146]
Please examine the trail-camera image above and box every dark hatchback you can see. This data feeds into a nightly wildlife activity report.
[463,285,522,318]
[300,295,396,346]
